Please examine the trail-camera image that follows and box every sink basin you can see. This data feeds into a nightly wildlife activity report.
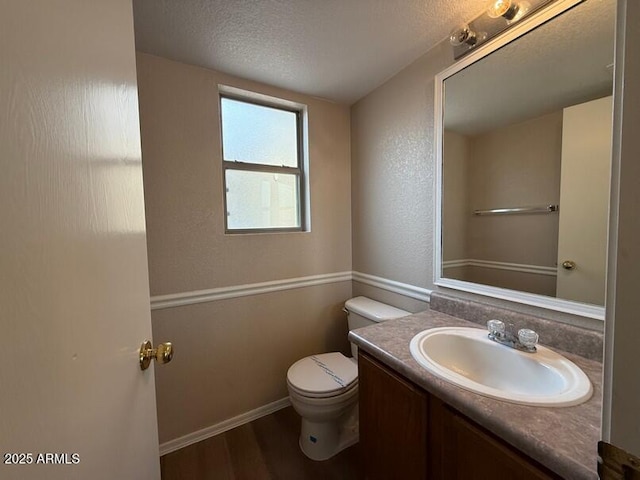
[409,327,592,406]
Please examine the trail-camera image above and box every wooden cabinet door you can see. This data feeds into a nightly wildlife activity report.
[430,397,560,480]
[358,352,428,480]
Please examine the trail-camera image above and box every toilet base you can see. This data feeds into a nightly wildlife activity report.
[298,405,359,461]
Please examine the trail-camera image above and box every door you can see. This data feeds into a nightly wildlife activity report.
[556,96,613,305]
[0,2,161,479]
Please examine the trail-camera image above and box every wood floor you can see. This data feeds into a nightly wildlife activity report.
[160,406,363,480]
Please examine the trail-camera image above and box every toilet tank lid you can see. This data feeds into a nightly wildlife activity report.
[344,296,410,322]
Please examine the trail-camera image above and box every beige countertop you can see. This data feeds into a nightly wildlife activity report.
[349,308,602,480]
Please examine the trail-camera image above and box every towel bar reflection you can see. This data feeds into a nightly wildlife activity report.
[473,205,559,216]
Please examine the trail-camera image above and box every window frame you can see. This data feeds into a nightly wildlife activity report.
[219,92,307,234]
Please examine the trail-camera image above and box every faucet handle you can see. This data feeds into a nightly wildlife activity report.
[487,319,505,337]
[518,329,539,351]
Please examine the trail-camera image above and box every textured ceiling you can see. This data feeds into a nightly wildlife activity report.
[132,0,485,104]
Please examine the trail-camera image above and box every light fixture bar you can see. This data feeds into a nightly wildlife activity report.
[451,0,555,59]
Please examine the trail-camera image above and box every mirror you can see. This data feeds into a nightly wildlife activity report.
[435,0,615,320]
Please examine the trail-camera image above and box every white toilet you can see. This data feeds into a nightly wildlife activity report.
[286,296,410,461]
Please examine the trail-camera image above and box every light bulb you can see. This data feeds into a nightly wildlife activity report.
[487,0,519,20]
[487,0,511,18]
[449,24,477,47]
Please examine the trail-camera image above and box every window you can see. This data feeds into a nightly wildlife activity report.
[220,93,306,233]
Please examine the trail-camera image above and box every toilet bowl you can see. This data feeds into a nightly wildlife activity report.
[287,352,359,460]
[286,297,410,461]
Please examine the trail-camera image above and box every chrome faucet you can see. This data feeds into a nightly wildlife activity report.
[487,319,538,353]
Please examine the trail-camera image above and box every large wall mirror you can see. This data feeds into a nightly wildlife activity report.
[434,0,615,320]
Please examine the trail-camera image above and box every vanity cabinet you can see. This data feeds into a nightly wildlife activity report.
[358,350,428,480]
[358,352,561,480]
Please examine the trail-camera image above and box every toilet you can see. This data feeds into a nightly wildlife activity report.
[286,296,410,461]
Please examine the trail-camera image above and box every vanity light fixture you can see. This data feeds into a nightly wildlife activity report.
[450,0,552,59]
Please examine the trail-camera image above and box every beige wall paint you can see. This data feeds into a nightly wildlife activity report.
[352,38,561,296]
[137,53,352,295]
[141,0,640,455]
[603,0,640,456]
[352,282,429,313]
[465,267,556,297]
[351,41,453,290]
[442,130,469,262]
[467,111,562,267]
[136,53,353,444]
[442,112,561,295]
[152,283,351,443]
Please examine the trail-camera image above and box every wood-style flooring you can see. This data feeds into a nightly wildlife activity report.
[160,406,362,480]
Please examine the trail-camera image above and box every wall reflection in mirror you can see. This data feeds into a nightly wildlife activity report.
[440,0,615,309]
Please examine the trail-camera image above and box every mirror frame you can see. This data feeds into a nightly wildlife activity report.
[433,0,605,321]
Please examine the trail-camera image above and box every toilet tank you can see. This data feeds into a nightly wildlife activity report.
[344,296,410,358]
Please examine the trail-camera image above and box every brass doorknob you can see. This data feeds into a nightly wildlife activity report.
[562,260,576,270]
[139,340,174,371]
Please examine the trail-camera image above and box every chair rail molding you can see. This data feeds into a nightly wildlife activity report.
[150,271,432,310]
[442,259,558,277]
[351,271,432,303]
[150,271,352,310]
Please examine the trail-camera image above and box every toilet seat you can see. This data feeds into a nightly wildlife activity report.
[287,352,358,398]
[288,378,358,399]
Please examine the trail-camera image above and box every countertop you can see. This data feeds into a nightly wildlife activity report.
[348,308,602,480]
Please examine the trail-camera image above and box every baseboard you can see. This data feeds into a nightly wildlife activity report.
[159,397,292,456]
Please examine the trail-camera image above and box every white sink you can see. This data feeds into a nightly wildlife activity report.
[409,327,592,407]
